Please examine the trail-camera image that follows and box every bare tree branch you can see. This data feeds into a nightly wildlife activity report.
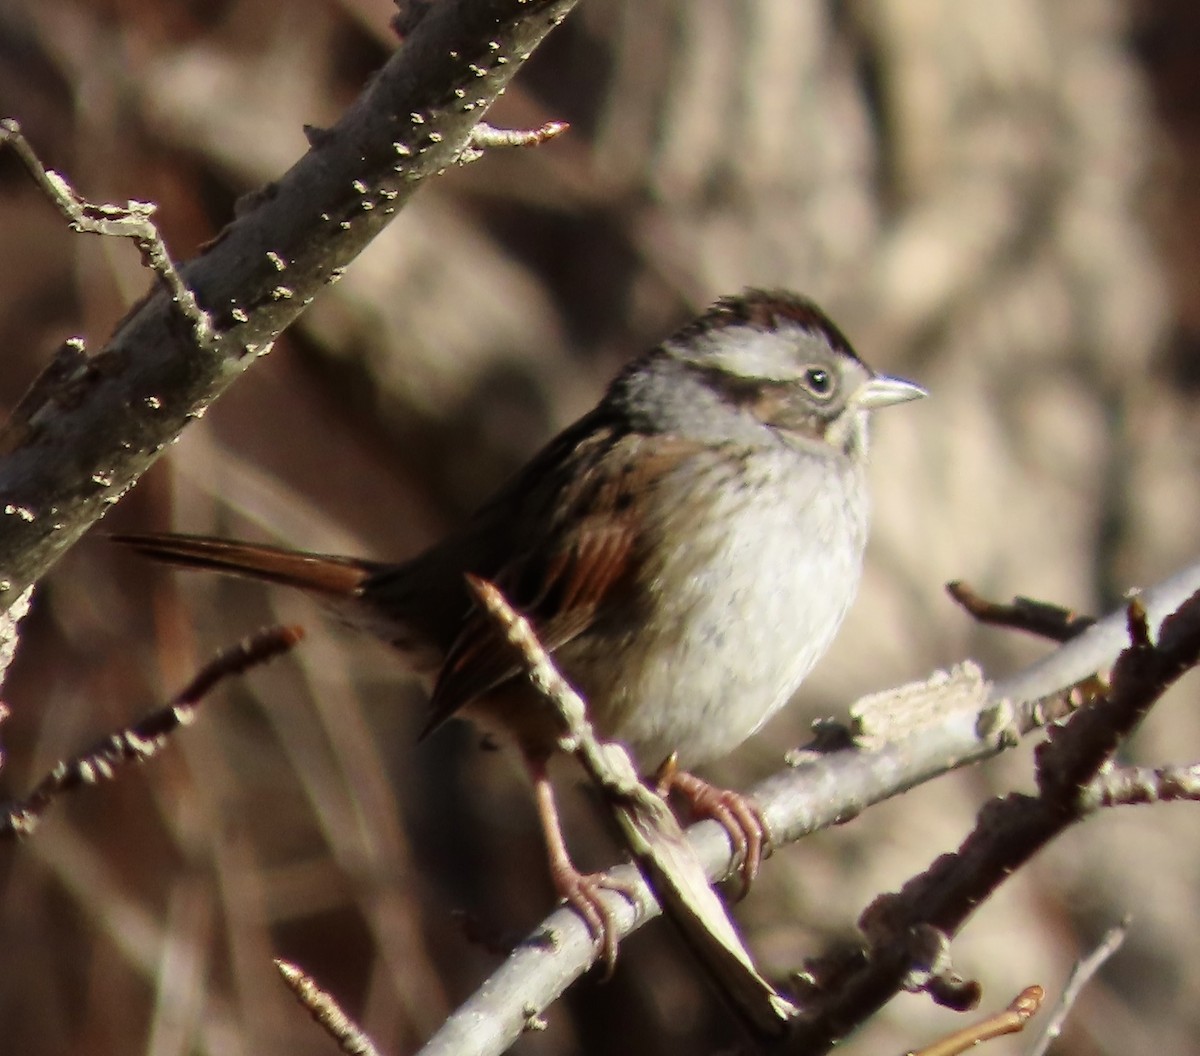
[0,0,578,612]
[0,121,213,347]
[0,586,33,698]
[1,625,303,839]
[1083,764,1200,808]
[276,959,384,1056]
[909,985,1043,1056]
[946,581,1095,643]
[1028,919,1127,1056]
[412,562,1200,1056]
[990,562,1200,714]
[786,590,1200,1051]
[459,121,571,164]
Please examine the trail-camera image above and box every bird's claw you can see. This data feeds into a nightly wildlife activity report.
[553,867,642,975]
[658,767,772,899]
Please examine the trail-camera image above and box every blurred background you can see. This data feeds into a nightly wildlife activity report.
[1,0,1199,1053]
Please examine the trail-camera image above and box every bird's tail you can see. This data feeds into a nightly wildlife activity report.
[111,533,378,597]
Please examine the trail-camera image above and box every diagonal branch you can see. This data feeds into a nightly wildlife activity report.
[276,958,385,1056]
[1,626,303,839]
[785,589,1200,1052]
[910,985,1044,1056]
[0,0,579,611]
[946,581,1095,642]
[1027,919,1127,1056]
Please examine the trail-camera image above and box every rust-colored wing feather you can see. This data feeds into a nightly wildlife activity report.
[114,417,704,744]
[418,430,702,739]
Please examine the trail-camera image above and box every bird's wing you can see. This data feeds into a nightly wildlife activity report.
[418,430,703,740]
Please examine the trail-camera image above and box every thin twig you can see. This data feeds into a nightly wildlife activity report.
[458,120,570,164]
[1035,598,1199,798]
[275,959,384,1056]
[1084,763,1200,808]
[990,563,1200,709]
[946,581,1095,642]
[1027,919,1128,1056]
[0,586,34,696]
[0,625,303,839]
[0,119,214,348]
[909,985,1043,1056]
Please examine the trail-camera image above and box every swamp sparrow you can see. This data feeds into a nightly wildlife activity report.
[116,289,924,958]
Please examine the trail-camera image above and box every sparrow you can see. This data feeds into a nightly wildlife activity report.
[115,288,925,960]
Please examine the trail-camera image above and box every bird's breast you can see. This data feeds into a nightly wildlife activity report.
[560,446,869,771]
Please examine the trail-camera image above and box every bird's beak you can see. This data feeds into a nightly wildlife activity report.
[856,374,927,411]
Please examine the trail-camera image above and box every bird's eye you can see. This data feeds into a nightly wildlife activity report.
[802,366,834,399]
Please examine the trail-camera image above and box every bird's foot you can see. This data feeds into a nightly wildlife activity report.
[550,860,642,974]
[655,758,772,899]
[531,763,643,972]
